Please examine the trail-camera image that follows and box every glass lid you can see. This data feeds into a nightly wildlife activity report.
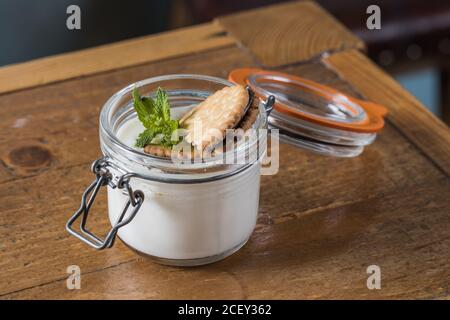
[246,73,366,124]
[228,68,388,157]
[229,68,387,134]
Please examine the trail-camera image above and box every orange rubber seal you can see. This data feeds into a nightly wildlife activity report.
[229,68,388,133]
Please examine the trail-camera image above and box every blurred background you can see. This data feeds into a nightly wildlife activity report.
[1,0,449,125]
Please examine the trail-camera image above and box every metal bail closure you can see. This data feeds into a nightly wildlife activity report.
[244,85,275,117]
[66,157,144,250]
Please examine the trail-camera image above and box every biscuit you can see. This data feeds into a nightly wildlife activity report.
[180,85,249,150]
[144,87,261,160]
[144,143,202,159]
[201,98,261,156]
[144,145,172,158]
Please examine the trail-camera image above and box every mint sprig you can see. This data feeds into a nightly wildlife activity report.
[132,87,180,148]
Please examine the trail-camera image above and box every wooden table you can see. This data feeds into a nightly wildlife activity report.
[1,1,449,299]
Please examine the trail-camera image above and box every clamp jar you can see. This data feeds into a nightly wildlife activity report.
[66,74,272,266]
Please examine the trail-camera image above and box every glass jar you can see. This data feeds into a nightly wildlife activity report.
[66,74,273,266]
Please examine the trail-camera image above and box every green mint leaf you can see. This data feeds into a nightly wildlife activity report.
[132,88,155,128]
[132,87,180,149]
[135,128,156,148]
[155,87,170,122]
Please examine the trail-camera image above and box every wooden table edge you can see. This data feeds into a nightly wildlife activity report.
[0,22,236,95]
[215,1,366,68]
[323,49,450,176]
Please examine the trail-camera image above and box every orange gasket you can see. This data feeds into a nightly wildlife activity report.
[229,68,388,133]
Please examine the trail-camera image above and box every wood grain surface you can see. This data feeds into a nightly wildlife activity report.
[324,50,450,176]
[216,1,365,67]
[0,22,234,95]
[0,2,449,300]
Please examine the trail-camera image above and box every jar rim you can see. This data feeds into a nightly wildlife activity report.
[99,74,268,181]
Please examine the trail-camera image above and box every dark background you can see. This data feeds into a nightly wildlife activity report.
[1,0,449,125]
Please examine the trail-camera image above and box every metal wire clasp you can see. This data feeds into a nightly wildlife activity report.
[264,95,275,115]
[66,157,144,250]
